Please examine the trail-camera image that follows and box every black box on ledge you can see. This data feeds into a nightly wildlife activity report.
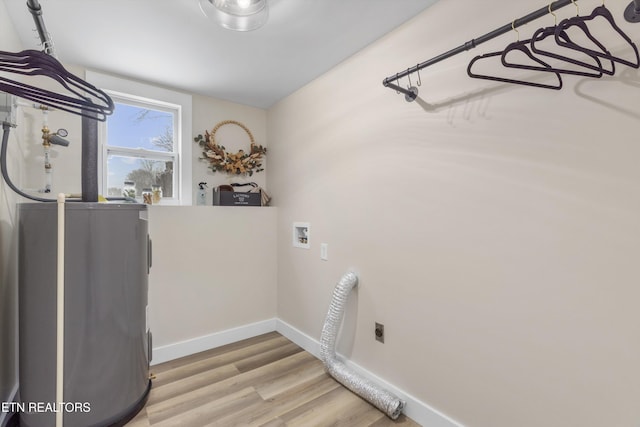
[213,188,261,206]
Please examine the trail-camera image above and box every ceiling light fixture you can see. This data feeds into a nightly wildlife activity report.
[198,0,269,31]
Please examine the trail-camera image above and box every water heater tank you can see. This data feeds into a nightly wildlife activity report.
[18,202,151,427]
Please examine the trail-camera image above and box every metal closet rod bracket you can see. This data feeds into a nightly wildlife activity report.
[625,0,640,22]
[382,0,581,102]
[26,0,56,56]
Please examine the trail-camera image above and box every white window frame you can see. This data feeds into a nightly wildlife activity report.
[103,95,180,203]
[86,70,192,205]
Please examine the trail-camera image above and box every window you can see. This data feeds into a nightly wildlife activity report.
[105,98,178,201]
[87,71,192,205]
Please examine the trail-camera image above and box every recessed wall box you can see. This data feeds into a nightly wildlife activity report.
[293,222,310,249]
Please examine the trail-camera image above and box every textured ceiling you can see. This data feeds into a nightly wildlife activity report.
[4,0,439,108]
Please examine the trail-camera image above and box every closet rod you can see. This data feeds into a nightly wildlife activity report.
[382,0,578,101]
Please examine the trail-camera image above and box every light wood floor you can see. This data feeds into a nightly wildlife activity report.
[126,332,420,427]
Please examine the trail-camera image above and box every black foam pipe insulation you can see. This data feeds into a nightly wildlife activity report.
[81,112,98,202]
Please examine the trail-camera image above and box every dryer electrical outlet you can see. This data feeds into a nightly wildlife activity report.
[375,322,385,343]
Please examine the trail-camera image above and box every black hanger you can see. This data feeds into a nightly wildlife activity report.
[468,49,563,90]
[527,3,613,76]
[554,5,640,69]
[0,49,114,121]
[502,31,608,78]
[528,25,614,76]
[0,50,102,101]
[0,50,113,112]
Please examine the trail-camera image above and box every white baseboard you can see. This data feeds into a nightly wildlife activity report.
[151,318,277,365]
[151,317,464,427]
[275,319,464,427]
[274,318,322,358]
[0,383,19,427]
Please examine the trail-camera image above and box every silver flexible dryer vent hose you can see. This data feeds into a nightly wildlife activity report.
[320,271,406,420]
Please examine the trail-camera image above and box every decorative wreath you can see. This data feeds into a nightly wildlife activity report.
[194,120,267,176]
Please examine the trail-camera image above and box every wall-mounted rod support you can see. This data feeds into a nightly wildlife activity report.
[624,0,640,22]
[382,0,579,101]
[26,0,56,56]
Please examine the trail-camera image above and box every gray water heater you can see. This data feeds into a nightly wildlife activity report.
[18,202,151,427]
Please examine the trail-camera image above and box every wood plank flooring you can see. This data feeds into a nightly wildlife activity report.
[127,332,420,427]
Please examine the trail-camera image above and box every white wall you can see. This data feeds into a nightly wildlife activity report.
[267,1,640,427]
[192,94,268,204]
[147,206,277,350]
[127,88,274,359]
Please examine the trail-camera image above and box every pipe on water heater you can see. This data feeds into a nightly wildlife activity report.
[56,193,65,427]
